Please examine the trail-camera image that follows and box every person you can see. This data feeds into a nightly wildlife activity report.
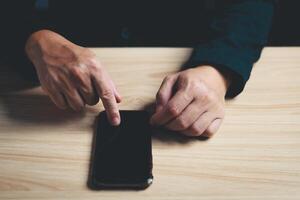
[1,0,275,137]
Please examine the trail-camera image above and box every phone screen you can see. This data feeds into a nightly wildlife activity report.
[89,110,153,190]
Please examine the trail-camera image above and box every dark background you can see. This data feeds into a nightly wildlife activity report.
[0,0,298,92]
[32,0,300,46]
[268,0,300,46]
[28,0,300,46]
[0,0,299,48]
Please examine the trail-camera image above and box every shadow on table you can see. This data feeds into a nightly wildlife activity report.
[0,61,40,94]
[0,94,86,125]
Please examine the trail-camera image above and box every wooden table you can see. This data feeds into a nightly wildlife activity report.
[0,48,299,200]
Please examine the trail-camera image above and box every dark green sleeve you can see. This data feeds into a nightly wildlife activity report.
[184,0,275,97]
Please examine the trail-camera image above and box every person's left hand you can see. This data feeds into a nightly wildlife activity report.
[150,65,231,138]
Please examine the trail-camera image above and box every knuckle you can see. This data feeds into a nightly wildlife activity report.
[191,123,206,136]
[188,80,198,89]
[196,84,217,104]
[189,125,201,136]
[177,118,189,129]
[71,67,83,77]
[100,89,114,100]
[198,88,210,102]
[167,104,180,117]
[189,81,203,94]
[110,111,119,119]
[182,92,193,102]
[89,63,99,72]
[88,59,102,72]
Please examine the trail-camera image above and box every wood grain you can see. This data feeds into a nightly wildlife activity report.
[0,47,299,200]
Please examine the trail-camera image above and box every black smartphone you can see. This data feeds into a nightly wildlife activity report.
[88,110,153,190]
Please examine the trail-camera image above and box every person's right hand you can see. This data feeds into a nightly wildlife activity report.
[25,30,121,125]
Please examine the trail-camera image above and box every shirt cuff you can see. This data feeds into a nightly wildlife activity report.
[183,44,257,98]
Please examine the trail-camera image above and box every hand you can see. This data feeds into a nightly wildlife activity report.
[25,30,121,125]
[150,66,231,137]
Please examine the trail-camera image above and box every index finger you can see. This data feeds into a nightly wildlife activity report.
[155,74,178,113]
[151,89,193,126]
[92,74,120,126]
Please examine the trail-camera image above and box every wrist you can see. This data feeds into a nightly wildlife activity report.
[25,30,79,65]
[193,65,232,97]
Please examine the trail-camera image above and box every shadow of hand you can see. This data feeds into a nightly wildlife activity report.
[0,94,87,125]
